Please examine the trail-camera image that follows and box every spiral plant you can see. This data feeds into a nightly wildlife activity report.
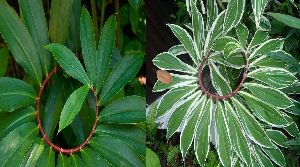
[0,0,145,166]
[152,0,300,166]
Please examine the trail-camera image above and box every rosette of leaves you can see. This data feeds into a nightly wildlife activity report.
[0,0,145,166]
[152,0,300,166]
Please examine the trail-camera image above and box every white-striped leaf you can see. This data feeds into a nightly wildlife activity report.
[224,101,251,164]
[167,24,198,64]
[215,101,232,167]
[191,1,204,59]
[212,53,245,69]
[284,122,300,137]
[266,129,289,148]
[249,38,284,59]
[239,91,291,127]
[224,42,243,58]
[250,55,287,69]
[153,52,197,74]
[261,146,285,167]
[168,45,187,56]
[180,96,206,158]
[212,36,240,52]
[252,145,274,167]
[232,97,275,148]
[286,100,300,116]
[251,0,269,29]
[166,93,199,138]
[207,0,218,29]
[153,74,197,92]
[223,0,245,35]
[248,30,269,50]
[248,67,297,89]
[156,86,197,117]
[236,24,249,48]
[209,63,232,96]
[194,99,213,166]
[243,83,293,109]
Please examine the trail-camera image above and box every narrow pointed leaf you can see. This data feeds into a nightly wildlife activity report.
[252,0,269,28]
[46,43,90,86]
[266,129,289,147]
[207,0,218,29]
[232,97,275,148]
[239,91,290,127]
[153,52,197,74]
[243,83,293,109]
[0,77,36,112]
[252,145,274,167]
[168,45,187,56]
[81,147,111,167]
[167,24,198,64]
[58,85,89,133]
[22,139,45,166]
[223,0,245,34]
[153,74,197,92]
[99,51,143,105]
[49,0,73,43]
[209,63,232,96]
[57,153,70,167]
[0,1,42,85]
[248,30,269,49]
[0,48,9,77]
[80,7,96,85]
[95,15,117,91]
[268,12,300,30]
[261,146,285,167]
[265,50,300,73]
[19,0,51,75]
[99,96,145,124]
[215,102,231,167]
[69,154,84,167]
[194,99,213,165]
[191,1,204,59]
[36,147,55,167]
[248,67,297,89]
[236,24,249,48]
[249,39,284,59]
[180,96,206,158]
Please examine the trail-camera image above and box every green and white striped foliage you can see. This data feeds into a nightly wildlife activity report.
[152,0,299,166]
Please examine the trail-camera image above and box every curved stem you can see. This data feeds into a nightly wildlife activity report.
[198,53,249,101]
[36,67,99,154]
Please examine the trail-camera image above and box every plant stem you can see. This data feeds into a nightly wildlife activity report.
[91,0,99,40]
[114,0,120,49]
[100,0,106,29]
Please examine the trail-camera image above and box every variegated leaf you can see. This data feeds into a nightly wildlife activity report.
[223,0,246,35]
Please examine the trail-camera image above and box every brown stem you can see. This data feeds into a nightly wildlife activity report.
[36,67,99,154]
[198,53,249,101]
[114,0,120,49]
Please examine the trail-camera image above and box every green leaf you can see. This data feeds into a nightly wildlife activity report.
[191,1,204,59]
[224,101,251,164]
[194,99,213,166]
[168,45,187,56]
[167,24,198,64]
[258,15,271,31]
[81,147,111,167]
[286,100,300,116]
[21,139,45,166]
[95,124,145,156]
[232,97,275,148]
[153,73,197,92]
[180,96,206,158]
[57,153,70,167]
[248,30,269,49]
[90,135,144,166]
[213,53,245,69]
[223,0,245,34]
[129,7,139,34]
[46,43,90,86]
[236,24,249,48]
[98,52,143,105]
[67,0,81,53]
[43,76,65,139]
[0,48,9,77]
[95,15,117,92]
[204,11,226,53]
[239,91,291,127]
[268,12,300,30]
[0,106,35,139]
[209,63,232,96]
[146,148,161,167]
[284,122,300,137]
[247,67,297,89]
[156,86,197,117]
[243,83,293,109]
[224,42,243,58]
[251,0,269,28]
[265,51,300,73]
[251,55,287,69]
[99,96,145,124]
[252,145,274,167]
[212,36,239,52]
[153,52,197,74]
[249,39,284,59]
[49,0,73,43]
[166,93,199,138]
[36,147,55,167]
[128,0,143,10]
[19,0,51,75]
[266,129,289,148]
[58,85,89,133]
[261,146,285,167]
[80,7,96,86]
[207,0,218,29]
[0,1,42,85]
[215,102,231,167]
[0,77,36,112]
[69,154,84,167]
[0,122,38,167]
